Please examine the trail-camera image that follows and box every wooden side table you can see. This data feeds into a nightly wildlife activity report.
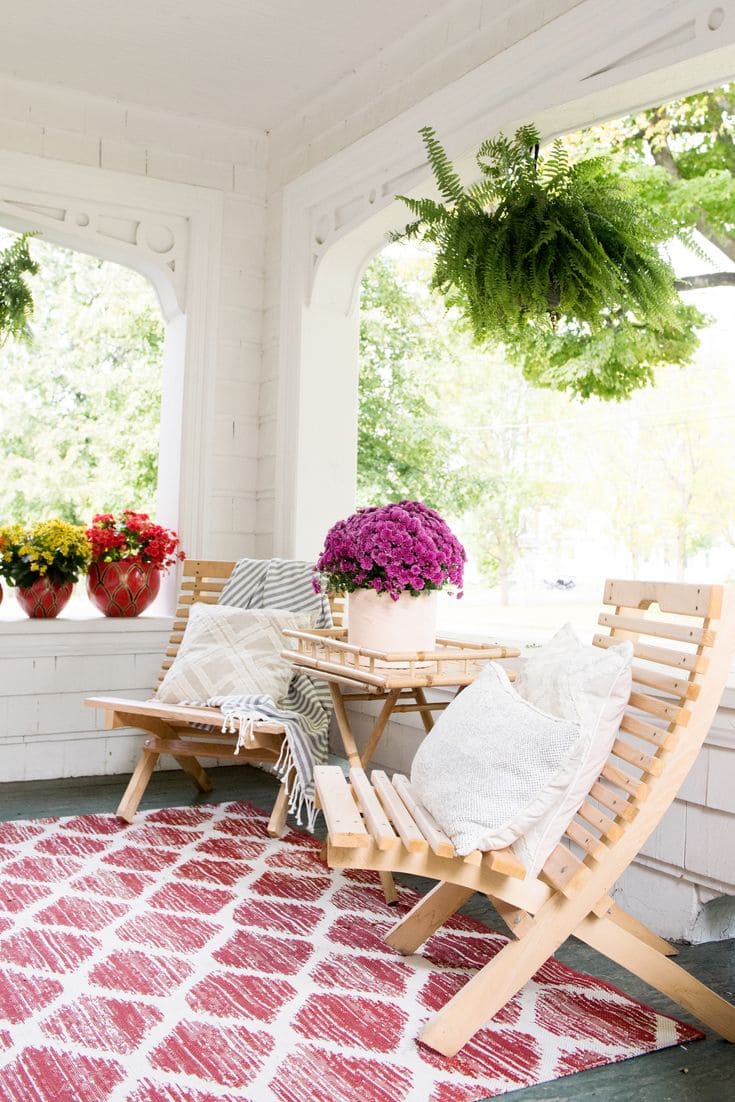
[282,628,520,902]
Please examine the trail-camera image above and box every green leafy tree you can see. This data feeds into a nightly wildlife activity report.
[611,86,735,285]
[359,253,565,600]
[450,353,563,601]
[0,236,164,524]
[507,300,706,401]
[570,362,735,578]
[358,252,480,516]
[0,233,38,346]
[511,83,733,398]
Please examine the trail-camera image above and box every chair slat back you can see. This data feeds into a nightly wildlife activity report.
[157,559,341,686]
[542,578,735,896]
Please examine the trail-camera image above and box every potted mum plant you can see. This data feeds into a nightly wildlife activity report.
[86,510,184,617]
[313,500,465,651]
[0,519,91,618]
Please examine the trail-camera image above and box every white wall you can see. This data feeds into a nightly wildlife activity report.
[0,78,270,796]
[0,73,268,561]
[0,616,169,784]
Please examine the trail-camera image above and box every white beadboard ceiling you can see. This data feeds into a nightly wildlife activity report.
[0,0,455,129]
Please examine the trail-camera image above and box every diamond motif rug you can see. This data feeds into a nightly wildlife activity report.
[0,802,701,1102]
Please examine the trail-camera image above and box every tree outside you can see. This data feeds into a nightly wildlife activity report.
[0,235,164,526]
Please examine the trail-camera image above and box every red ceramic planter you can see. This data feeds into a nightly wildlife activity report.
[87,559,161,617]
[17,576,74,618]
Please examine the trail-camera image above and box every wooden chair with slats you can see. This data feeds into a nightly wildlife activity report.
[86,559,344,838]
[315,578,735,1056]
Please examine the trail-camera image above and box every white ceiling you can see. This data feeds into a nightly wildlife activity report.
[0,1,454,130]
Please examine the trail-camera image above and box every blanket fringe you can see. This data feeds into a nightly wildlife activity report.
[220,709,318,832]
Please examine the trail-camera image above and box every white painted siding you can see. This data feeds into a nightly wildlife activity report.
[0,617,169,784]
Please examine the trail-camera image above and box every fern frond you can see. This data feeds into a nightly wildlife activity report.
[419,126,465,205]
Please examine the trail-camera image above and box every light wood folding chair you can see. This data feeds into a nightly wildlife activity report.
[86,559,344,838]
[315,579,735,1055]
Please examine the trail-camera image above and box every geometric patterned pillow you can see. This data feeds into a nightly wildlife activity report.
[155,603,312,705]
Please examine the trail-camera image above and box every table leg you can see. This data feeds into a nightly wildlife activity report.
[379,871,399,905]
[412,686,435,733]
[328,682,362,767]
[360,689,400,767]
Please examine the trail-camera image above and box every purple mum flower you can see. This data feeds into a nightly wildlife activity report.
[313,499,466,599]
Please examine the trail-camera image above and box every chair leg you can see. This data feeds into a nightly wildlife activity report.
[420,919,569,1056]
[116,744,214,824]
[172,753,214,793]
[267,776,291,838]
[577,914,735,1041]
[607,902,678,957]
[116,748,159,822]
[387,881,474,954]
[488,896,535,939]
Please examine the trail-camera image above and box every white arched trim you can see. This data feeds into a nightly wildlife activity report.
[0,153,223,558]
[274,0,735,558]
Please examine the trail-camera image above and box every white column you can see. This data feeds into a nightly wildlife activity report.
[290,300,359,560]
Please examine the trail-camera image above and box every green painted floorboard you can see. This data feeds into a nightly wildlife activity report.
[1,764,733,1100]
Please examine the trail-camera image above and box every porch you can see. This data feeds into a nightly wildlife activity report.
[2,1,735,1097]
[2,764,732,1102]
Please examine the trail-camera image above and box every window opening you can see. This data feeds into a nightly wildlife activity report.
[357,84,735,640]
[0,231,165,617]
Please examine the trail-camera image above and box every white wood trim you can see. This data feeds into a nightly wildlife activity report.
[0,152,223,560]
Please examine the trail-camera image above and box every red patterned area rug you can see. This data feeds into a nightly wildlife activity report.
[0,802,701,1102]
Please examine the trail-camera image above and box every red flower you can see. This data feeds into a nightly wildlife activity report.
[85,511,184,574]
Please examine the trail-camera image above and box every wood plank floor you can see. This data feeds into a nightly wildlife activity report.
[2,763,734,1101]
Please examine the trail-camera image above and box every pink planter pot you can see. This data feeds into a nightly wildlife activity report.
[16,577,74,619]
[87,559,161,617]
[347,589,438,653]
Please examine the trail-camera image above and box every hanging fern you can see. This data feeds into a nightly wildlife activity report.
[0,233,38,347]
[393,125,684,397]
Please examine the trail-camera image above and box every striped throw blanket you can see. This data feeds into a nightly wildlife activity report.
[209,557,333,830]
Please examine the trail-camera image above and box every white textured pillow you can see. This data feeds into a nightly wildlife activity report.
[155,603,311,705]
[410,663,583,857]
[512,623,633,874]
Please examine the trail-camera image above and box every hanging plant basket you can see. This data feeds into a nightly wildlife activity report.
[393,125,683,396]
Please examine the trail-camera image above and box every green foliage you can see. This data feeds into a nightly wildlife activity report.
[507,301,707,401]
[0,233,38,346]
[358,253,480,517]
[569,85,735,264]
[359,250,566,596]
[0,236,164,524]
[394,124,682,388]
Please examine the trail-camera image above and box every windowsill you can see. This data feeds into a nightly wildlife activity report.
[0,586,174,630]
[0,614,173,634]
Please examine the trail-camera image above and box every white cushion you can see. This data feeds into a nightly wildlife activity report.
[155,603,311,705]
[512,623,633,874]
[410,663,584,857]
